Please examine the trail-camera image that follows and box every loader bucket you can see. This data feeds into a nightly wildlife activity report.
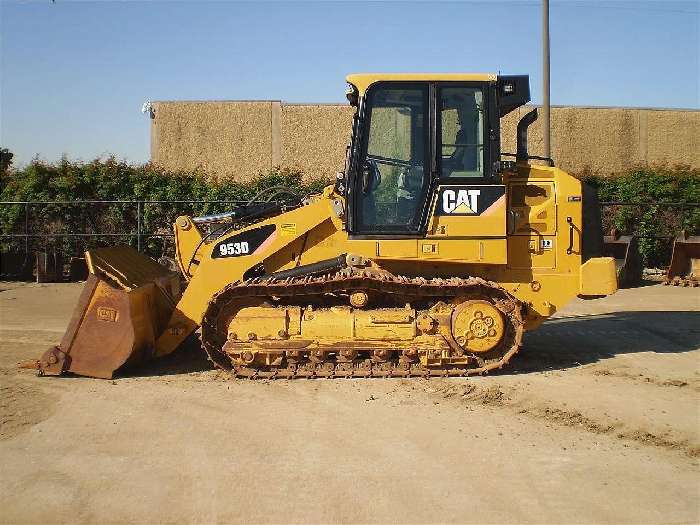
[603,232,642,287]
[35,246,181,378]
[664,233,700,287]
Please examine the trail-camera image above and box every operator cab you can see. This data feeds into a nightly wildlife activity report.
[342,73,530,237]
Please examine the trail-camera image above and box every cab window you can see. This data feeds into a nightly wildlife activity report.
[439,87,484,178]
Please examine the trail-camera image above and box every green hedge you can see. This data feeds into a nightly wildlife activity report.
[583,166,700,268]
[0,156,329,258]
[1,156,698,269]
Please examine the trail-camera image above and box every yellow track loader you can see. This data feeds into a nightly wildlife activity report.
[33,73,617,379]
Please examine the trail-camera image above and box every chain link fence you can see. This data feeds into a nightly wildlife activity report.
[0,199,247,279]
[1,199,698,280]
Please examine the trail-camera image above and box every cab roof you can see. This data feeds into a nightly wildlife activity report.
[346,73,498,95]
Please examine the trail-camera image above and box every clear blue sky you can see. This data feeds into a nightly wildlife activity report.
[1,0,698,166]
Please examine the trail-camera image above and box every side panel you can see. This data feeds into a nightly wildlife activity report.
[419,239,507,263]
[509,181,557,235]
[507,236,556,269]
[428,184,506,237]
[494,165,604,328]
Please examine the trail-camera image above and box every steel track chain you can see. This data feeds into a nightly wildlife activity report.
[200,269,525,379]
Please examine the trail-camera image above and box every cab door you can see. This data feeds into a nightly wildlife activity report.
[349,83,432,237]
[424,84,508,264]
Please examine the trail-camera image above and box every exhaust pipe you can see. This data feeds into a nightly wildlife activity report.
[516,108,538,162]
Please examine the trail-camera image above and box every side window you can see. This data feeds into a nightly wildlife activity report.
[440,87,484,178]
[358,85,429,232]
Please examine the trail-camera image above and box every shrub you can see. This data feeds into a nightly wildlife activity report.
[2,157,697,269]
[583,165,700,268]
[0,157,330,259]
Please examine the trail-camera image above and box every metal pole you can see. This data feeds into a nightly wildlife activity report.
[136,201,142,252]
[542,0,551,158]
[24,202,29,253]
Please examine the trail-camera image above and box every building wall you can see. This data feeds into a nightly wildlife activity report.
[279,104,354,181]
[151,101,699,180]
[151,101,275,180]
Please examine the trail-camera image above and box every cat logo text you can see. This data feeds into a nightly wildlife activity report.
[435,185,506,216]
[442,189,480,215]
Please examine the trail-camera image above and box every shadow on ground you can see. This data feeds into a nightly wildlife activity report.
[124,333,213,378]
[113,311,700,379]
[509,311,700,374]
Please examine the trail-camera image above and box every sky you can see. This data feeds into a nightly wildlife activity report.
[1,0,698,166]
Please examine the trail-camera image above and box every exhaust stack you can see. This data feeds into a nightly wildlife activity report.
[516,108,538,162]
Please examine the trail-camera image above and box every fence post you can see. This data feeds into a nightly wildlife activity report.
[24,202,29,253]
[137,201,142,252]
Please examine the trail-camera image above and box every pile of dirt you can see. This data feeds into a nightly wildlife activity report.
[0,372,55,441]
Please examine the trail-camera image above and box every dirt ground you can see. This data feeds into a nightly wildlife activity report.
[0,282,698,524]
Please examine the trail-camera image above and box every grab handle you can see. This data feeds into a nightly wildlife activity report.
[566,216,574,255]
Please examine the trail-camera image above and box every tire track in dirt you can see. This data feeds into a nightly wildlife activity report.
[425,381,700,458]
[588,367,698,390]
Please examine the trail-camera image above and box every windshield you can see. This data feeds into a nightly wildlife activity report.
[357,85,429,232]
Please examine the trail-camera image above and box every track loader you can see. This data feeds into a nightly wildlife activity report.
[33,73,617,379]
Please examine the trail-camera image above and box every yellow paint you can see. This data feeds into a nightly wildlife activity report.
[172,217,205,281]
[376,239,418,259]
[451,300,506,353]
[154,196,333,356]
[346,73,497,95]
[509,181,557,235]
[508,236,557,269]
[228,306,302,340]
[580,257,618,296]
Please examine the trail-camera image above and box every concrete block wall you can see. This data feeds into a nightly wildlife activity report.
[151,101,699,180]
[501,106,700,176]
[151,101,276,180]
[280,104,354,182]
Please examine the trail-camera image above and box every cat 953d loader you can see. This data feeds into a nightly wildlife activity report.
[32,73,617,379]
